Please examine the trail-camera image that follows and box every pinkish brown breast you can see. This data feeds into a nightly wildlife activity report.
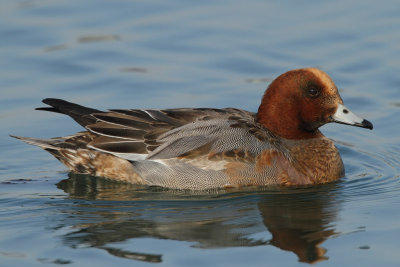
[223,137,344,187]
[276,137,345,185]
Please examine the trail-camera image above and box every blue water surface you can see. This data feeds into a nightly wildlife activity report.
[1,0,400,266]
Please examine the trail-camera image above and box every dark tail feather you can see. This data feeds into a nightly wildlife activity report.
[36,98,102,127]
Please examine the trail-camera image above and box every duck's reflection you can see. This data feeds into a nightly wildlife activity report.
[258,192,336,263]
[57,174,340,264]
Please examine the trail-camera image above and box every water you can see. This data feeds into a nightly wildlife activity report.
[1,0,400,266]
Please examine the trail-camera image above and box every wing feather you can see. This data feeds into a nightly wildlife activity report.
[88,139,148,154]
[45,104,275,164]
[86,122,147,140]
[93,113,154,130]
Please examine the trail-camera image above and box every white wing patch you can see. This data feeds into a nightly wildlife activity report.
[87,144,147,161]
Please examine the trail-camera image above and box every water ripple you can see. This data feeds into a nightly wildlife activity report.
[339,142,400,203]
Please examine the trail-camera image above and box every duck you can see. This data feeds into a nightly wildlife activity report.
[12,68,373,190]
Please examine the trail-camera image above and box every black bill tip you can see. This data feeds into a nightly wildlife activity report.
[361,119,373,130]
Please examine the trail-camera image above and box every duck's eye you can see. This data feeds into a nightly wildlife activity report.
[307,86,320,98]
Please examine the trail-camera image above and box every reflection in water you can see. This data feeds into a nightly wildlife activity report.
[78,35,120,43]
[119,67,148,73]
[57,174,341,264]
[259,193,336,263]
[44,44,68,52]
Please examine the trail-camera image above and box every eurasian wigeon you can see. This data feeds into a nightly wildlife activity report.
[12,68,373,190]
